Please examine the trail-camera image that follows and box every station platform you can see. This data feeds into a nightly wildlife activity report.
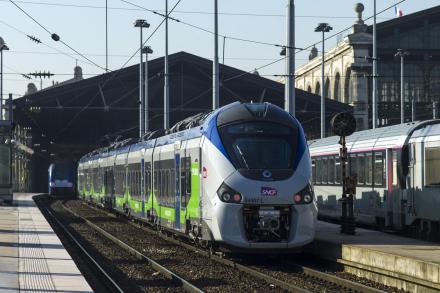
[0,193,92,293]
[307,221,440,293]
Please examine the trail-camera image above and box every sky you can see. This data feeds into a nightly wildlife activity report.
[0,0,439,98]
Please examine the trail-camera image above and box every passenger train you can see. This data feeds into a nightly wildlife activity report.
[309,120,440,240]
[48,161,76,196]
[78,102,317,251]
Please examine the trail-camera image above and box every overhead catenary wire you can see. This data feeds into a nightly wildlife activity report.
[52,0,184,141]
[7,0,106,71]
[120,0,300,50]
[0,0,395,19]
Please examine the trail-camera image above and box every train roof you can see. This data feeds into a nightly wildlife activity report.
[309,120,440,154]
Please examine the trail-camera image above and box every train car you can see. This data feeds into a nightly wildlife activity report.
[48,161,76,196]
[309,120,440,240]
[0,120,13,204]
[78,102,317,252]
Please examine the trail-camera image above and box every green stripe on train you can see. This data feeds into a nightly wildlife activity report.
[81,161,201,225]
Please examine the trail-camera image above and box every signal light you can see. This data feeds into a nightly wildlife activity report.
[233,193,242,203]
[217,183,242,204]
[294,194,302,203]
[293,184,314,204]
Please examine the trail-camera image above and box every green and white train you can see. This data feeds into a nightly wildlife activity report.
[78,102,317,251]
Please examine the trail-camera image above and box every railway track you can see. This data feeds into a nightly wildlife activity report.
[60,199,396,293]
[45,208,125,293]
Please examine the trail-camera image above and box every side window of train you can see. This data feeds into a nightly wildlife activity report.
[365,153,373,186]
[316,158,322,184]
[328,156,335,185]
[374,152,384,187]
[425,147,440,187]
[311,159,316,184]
[392,151,398,187]
[335,157,341,184]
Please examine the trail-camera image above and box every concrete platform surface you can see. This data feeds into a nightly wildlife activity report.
[0,193,93,293]
[307,221,440,293]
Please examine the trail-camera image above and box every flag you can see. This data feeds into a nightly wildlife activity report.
[395,6,403,17]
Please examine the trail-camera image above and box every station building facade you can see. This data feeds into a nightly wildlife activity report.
[295,4,440,130]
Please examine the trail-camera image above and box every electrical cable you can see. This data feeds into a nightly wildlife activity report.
[7,0,106,71]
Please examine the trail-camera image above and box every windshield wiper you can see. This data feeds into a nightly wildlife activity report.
[235,145,249,169]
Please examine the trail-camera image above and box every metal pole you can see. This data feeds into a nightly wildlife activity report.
[412,97,415,122]
[213,0,219,110]
[8,93,12,122]
[139,27,145,138]
[0,49,3,120]
[285,0,295,116]
[164,0,170,130]
[144,50,149,132]
[105,0,108,72]
[400,54,404,124]
[433,101,437,119]
[321,30,325,138]
[372,0,377,128]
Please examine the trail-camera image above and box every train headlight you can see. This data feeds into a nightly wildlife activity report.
[293,184,314,204]
[217,183,242,204]
[303,194,313,203]
[221,192,231,202]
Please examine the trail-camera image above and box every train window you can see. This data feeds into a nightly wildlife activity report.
[316,158,322,184]
[311,159,316,184]
[349,154,357,180]
[322,157,328,184]
[392,151,398,186]
[358,155,365,185]
[366,153,373,186]
[425,147,440,186]
[219,122,297,170]
[328,156,335,184]
[335,157,341,184]
[374,152,384,186]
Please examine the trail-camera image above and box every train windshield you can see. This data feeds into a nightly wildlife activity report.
[52,164,71,180]
[219,122,297,170]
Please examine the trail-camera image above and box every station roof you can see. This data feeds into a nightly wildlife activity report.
[13,51,351,157]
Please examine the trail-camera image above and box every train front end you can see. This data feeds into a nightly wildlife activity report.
[201,102,317,251]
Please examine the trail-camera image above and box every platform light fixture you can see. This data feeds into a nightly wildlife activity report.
[315,23,332,138]
[0,37,9,121]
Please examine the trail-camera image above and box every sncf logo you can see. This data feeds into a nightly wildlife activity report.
[261,186,277,196]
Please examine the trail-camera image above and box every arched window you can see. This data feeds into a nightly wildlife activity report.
[334,73,341,102]
[315,82,321,95]
[344,68,352,104]
[325,77,330,99]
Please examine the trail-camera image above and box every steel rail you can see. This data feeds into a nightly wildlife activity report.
[80,202,384,293]
[44,208,124,293]
[61,203,204,293]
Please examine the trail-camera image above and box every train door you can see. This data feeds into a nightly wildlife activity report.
[174,141,182,231]
[186,138,202,237]
[104,167,114,208]
[178,140,188,233]
[144,145,154,223]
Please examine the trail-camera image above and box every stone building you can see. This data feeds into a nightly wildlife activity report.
[295,4,440,130]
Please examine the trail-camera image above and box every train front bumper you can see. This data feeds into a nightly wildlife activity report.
[209,201,317,250]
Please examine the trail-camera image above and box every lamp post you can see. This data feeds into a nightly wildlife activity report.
[395,49,409,124]
[134,19,150,138]
[164,0,170,130]
[372,0,377,128]
[285,0,295,116]
[213,0,219,110]
[142,46,153,133]
[315,23,333,138]
[0,37,10,121]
